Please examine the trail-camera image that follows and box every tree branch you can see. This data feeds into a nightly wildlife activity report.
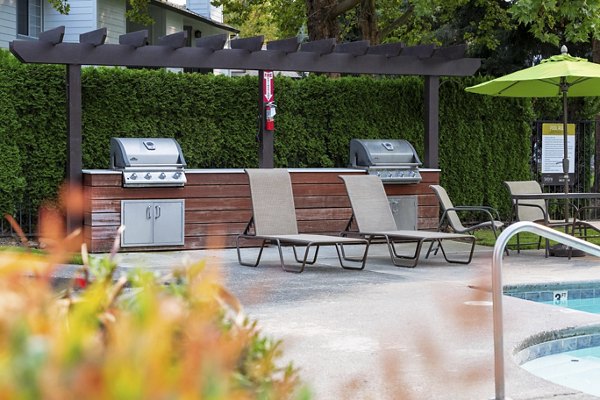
[331,0,360,18]
[379,4,415,41]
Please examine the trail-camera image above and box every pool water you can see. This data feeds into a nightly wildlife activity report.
[508,284,600,397]
[521,346,600,397]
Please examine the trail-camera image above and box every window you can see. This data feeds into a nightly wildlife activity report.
[17,0,42,38]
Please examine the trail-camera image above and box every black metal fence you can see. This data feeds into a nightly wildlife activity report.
[0,202,37,242]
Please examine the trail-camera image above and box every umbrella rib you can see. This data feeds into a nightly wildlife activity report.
[497,81,524,95]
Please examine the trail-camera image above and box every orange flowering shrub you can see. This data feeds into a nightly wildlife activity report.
[0,188,306,400]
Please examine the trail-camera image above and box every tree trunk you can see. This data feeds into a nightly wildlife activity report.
[305,0,340,40]
[359,0,378,44]
[594,38,600,192]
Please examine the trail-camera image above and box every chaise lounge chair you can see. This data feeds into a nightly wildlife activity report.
[236,169,370,273]
[340,175,476,268]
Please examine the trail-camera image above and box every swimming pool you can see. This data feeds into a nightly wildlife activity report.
[506,282,600,397]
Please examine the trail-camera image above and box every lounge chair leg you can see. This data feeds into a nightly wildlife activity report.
[236,235,267,267]
[335,242,369,270]
[292,245,319,264]
[437,238,476,264]
[275,240,308,273]
[385,237,422,268]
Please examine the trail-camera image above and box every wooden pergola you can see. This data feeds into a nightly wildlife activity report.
[10,25,480,231]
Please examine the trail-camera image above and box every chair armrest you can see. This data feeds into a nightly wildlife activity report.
[512,202,549,223]
[441,206,500,228]
[449,205,502,221]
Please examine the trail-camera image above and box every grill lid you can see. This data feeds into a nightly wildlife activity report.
[349,139,422,167]
[110,138,186,169]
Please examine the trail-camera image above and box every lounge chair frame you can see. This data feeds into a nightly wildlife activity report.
[236,169,369,273]
[340,175,476,268]
[341,215,475,268]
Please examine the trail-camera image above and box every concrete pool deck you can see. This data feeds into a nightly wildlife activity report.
[108,242,600,399]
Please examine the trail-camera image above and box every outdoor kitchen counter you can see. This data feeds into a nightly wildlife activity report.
[82,168,440,252]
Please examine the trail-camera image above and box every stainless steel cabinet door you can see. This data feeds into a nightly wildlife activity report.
[121,201,154,246]
[121,199,185,247]
[153,200,185,245]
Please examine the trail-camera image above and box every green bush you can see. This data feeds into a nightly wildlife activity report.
[0,65,25,216]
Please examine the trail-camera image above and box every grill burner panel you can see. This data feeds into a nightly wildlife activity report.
[349,139,422,184]
[110,138,187,187]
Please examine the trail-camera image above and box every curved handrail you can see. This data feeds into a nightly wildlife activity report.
[491,221,600,400]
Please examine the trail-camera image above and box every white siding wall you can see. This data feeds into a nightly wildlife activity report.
[97,0,125,44]
[0,0,17,49]
[44,0,96,43]
[209,3,221,22]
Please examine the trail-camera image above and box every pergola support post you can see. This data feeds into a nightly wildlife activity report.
[257,69,274,168]
[66,63,82,233]
[424,75,440,168]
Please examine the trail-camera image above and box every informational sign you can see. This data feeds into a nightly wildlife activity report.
[262,71,274,102]
[541,123,575,174]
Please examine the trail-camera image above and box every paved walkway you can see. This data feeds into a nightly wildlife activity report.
[109,242,600,399]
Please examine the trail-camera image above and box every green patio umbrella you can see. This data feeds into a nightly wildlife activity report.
[466,46,600,196]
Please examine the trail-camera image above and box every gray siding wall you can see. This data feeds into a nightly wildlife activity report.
[97,0,125,44]
[185,0,222,22]
[44,0,96,43]
[0,0,17,49]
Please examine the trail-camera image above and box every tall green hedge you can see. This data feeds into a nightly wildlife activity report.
[0,51,535,218]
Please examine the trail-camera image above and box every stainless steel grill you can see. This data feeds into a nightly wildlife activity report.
[349,139,422,184]
[110,137,187,187]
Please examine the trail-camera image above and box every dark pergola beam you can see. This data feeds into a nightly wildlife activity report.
[195,33,227,51]
[367,42,403,57]
[433,44,467,60]
[300,38,336,55]
[39,26,65,44]
[266,37,299,53]
[9,40,480,76]
[119,30,148,47]
[158,31,187,49]
[230,35,264,52]
[334,40,369,56]
[80,27,107,46]
[401,44,434,58]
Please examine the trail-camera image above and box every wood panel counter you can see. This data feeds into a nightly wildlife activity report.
[83,168,440,252]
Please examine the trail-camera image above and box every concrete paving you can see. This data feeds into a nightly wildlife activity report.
[106,242,600,399]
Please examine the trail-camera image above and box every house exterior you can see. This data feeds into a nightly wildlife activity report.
[0,0,238,49]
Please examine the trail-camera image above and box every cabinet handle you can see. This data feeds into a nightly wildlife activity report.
[155,205,161,219]
[146,205,152,220]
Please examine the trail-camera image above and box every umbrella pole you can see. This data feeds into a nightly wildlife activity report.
[561,79,570,221]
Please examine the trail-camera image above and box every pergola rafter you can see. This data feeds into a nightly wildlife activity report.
[9,25,481,232]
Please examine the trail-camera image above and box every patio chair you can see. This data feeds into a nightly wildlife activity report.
[504,180,573,254]
[429,184,506,256]
[429,184,504,237]
[236,169,369,273]
[339,175,476,268]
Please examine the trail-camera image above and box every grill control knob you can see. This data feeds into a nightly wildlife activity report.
[144,173,152,180]
[159,172,166,179]
[129,173,137,180]
[173,172,181,179]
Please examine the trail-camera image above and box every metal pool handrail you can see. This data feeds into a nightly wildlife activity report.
[492,221,600,400]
